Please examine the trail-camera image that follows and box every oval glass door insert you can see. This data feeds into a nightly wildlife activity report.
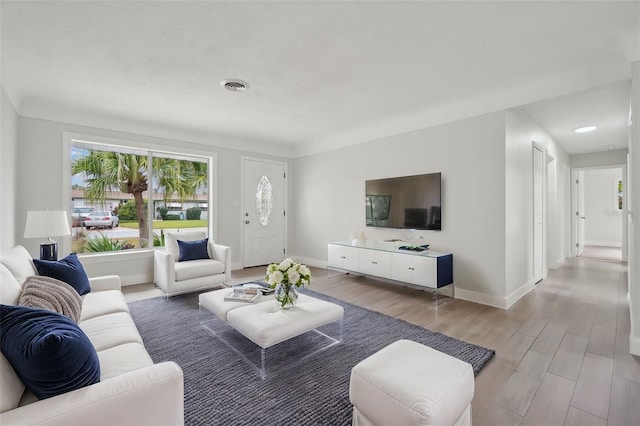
[256,175,273,226]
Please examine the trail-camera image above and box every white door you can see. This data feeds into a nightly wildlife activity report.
[533,145,544,283]
[242,159,286,267]
[577,171,585,256]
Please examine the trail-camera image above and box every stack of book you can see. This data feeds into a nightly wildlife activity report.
[224,288,259,303]
[223,282,274,303]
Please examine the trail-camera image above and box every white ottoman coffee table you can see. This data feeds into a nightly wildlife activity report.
[199,288,344,379]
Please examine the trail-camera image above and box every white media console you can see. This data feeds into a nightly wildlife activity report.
[327,240,453,291]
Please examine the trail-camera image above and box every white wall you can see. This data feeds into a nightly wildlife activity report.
[15,116,290,283]
[629,60,640,356]
[571,149,628,168]
[0,87,18,251]
[290,112,509,306]
[505,110,570,302]
[583,168,623,246]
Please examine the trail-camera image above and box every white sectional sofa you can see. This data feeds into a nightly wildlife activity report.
[0,246,184,426]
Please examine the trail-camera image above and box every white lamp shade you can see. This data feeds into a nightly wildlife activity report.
[24,210,71,238]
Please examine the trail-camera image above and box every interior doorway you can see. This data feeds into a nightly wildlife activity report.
[533,144,545,283]
[571,166,625,263]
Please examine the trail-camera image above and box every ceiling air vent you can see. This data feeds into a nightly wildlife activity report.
[221,79,249,92]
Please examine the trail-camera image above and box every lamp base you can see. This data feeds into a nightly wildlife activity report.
[40,239,58,261]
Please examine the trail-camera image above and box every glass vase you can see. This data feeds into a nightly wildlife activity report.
[275,282,298,310]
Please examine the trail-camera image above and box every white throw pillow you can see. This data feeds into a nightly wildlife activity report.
[0,264,22,305]
[0,246,37,287]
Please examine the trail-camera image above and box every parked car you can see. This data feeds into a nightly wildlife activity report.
[71,207,95,226]
[84,211,119,229]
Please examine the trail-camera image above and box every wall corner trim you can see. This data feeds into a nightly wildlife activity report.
[630,334,640,356]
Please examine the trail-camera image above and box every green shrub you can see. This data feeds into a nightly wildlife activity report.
[186,207,201,220]
[86,234,126,252]
[118,200,148,221]
[153,230,165,247]
[157,206,169,220]
[166,213,182,221]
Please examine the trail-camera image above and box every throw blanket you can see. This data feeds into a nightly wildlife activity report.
[18,276,82,323]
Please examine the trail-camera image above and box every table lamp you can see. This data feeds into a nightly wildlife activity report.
[23,210,71,261]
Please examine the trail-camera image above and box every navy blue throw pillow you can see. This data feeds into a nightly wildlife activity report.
[0,304,100,400]
[33,253,91,295]
[177,238,210,262]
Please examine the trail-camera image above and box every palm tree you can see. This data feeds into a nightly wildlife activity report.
[72,150,206,248]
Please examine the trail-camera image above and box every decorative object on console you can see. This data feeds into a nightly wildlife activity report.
[265,258,311,310]
[23,210,71,261]
[33,253,91,296]
[398,244,429,252]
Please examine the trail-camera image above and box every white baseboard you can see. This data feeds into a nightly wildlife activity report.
[550,257,565,270]
[629,292,640,356]
[455,280,535,310]
[584,241,622,248]
[453,288,508,309]
[505,281,535,309]
[295,256,326,269]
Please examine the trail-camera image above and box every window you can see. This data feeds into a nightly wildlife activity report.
[256,175,273,226]
[151,152,209,247]
[71,141,210,253]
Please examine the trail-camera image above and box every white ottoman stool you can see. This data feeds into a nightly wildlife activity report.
[349,339,475,426]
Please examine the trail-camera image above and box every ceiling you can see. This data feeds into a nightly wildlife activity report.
[2,1,639,158]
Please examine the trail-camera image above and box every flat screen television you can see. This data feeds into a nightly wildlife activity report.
[366,172,441,230]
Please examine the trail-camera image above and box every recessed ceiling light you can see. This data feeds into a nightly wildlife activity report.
[221,79,249,92]
[574,125,597,133]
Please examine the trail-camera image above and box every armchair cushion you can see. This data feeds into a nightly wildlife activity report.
[174,259,225,281]
[33,253,91,296]
[0,305,100,400]
[177,238,210,262]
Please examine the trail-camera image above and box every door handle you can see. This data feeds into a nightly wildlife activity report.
[245,220,250,224]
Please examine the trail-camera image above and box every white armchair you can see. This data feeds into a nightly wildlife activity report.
[153,231,231,296]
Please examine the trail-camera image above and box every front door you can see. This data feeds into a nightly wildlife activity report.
[242,159,286,267]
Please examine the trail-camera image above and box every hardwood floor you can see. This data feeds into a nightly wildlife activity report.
[125,255,638,425]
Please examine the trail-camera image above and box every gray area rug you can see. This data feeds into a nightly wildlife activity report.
[129,289,495,426]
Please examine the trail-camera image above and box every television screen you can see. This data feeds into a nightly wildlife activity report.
[365,172,441,230]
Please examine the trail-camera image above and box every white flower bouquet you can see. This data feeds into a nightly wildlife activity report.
[265,258,311,309]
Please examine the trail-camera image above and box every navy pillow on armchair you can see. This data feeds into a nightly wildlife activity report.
[33,253,91,295]
[0,304,100,400]
[177,238,210,262]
